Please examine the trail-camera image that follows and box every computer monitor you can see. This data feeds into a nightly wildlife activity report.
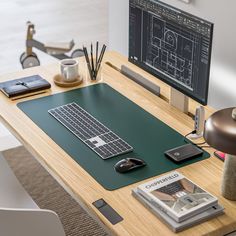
[129,0,214,105]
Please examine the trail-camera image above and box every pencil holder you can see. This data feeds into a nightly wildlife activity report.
[85,62,103,83]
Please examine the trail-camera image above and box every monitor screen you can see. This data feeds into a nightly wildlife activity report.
[129,0,214,105]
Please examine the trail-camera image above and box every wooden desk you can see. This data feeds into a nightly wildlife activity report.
[0,51,235,236]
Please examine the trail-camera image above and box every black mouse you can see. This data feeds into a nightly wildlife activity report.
[114,157,146,173]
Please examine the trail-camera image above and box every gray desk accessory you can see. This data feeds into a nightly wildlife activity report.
[121,65,160,96]
[93,199,123,225]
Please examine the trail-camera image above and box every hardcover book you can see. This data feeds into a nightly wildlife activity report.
[0,75,51,99]
[136,171,218,222]
[132,189,224,233]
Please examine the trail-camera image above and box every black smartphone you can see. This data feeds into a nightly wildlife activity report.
[165,143,203,162]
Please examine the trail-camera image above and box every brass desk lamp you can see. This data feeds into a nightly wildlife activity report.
[204,107,236,200]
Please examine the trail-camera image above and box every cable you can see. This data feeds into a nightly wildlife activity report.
[198,145,210,149]
[183,130,196,144]
[184,130,206,146]
[184,130,209,148]
[195,141,207,146]
[184,130,196,139]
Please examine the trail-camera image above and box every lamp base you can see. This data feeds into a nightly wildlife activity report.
[221,154,236,200]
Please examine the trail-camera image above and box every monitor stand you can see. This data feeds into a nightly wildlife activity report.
[170,88,189,114]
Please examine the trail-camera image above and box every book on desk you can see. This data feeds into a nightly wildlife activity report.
[0,75,51,100]
[132,171,224,232]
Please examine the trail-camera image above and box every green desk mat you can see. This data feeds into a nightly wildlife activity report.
[17,83,210,190]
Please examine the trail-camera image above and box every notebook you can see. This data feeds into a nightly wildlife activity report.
[0,75,51,99]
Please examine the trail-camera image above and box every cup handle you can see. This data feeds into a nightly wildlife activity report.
[63,67,69,79]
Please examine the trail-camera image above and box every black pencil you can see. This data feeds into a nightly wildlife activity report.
[95,44,106,78]
[91,43,95,80]
[95,41,99,70]
[83,46,93,80]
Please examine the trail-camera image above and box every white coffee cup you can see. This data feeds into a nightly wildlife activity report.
[60,59,79,82]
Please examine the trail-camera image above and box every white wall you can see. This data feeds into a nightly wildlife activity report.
[108,0,236,109]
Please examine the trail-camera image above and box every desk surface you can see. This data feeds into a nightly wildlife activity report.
[0,51,235,236]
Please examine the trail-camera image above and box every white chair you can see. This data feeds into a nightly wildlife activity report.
[0,152,65,236]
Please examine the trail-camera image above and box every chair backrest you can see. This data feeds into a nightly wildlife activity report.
[0,208,66,236]
[0,153,65,236]
[0,153,38,209]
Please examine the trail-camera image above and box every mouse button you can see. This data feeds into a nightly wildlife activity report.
[128,158,146,166]
[119,163,127,168]
[121,161,133,167]
[115,159,127,165]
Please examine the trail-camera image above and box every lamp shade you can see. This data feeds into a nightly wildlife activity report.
[204,107,236,155]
